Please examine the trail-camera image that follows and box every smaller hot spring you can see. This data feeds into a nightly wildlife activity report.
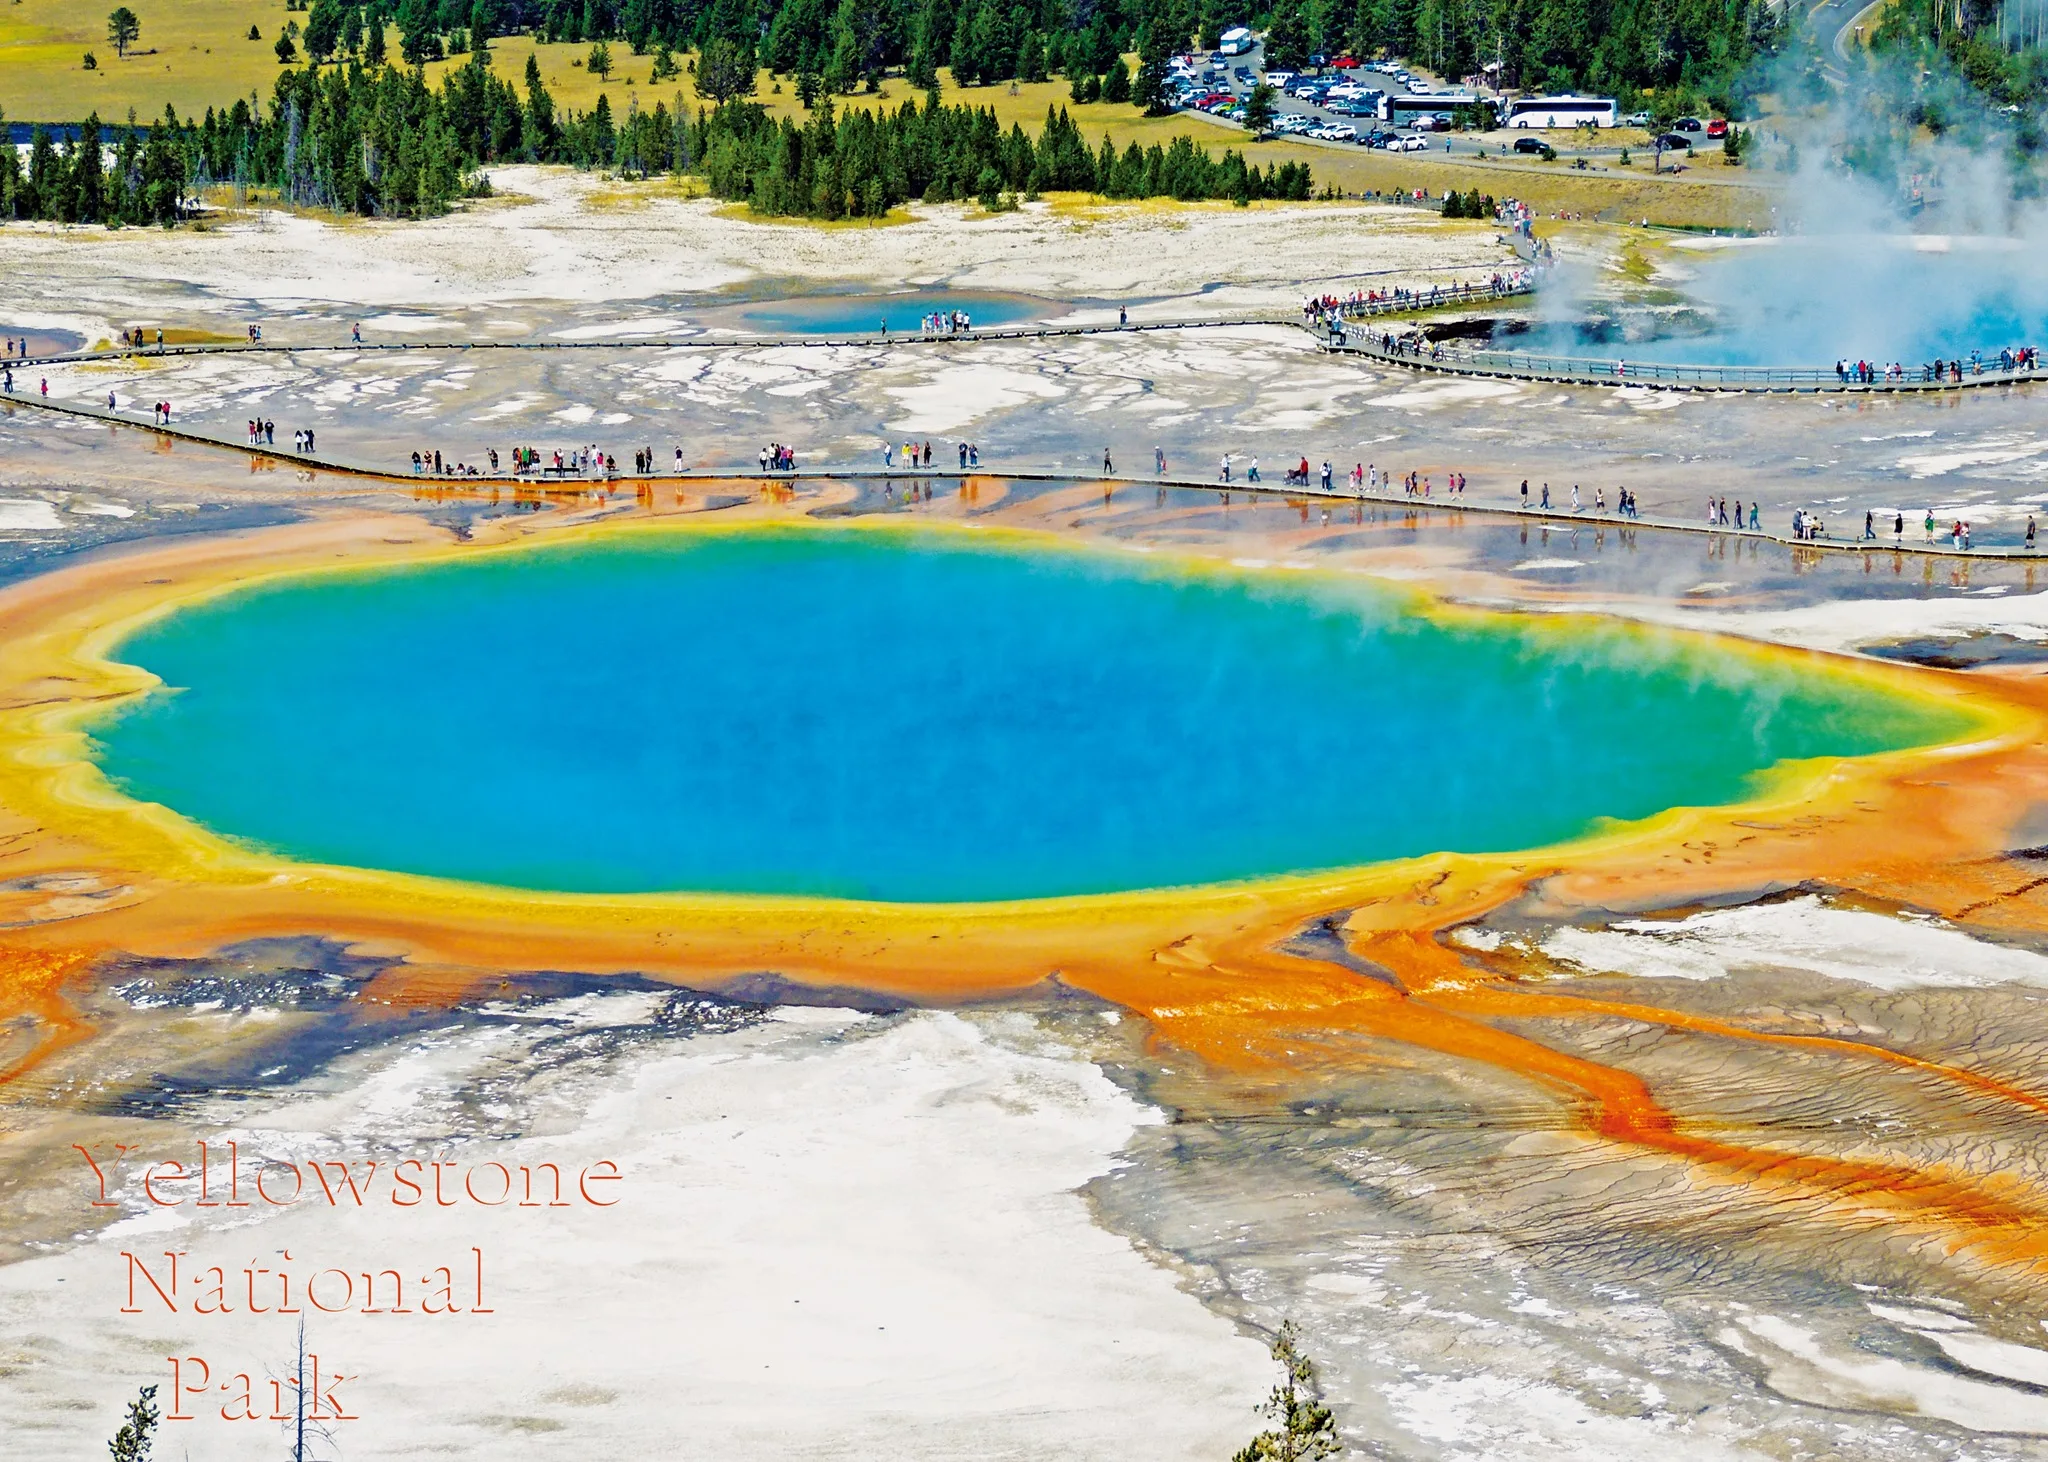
[739,292,1047,336]
[1492,235,2048,368]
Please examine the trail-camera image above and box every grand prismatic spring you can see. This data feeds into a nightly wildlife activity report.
[86,524,1972,900]
[8,109,2048,1461]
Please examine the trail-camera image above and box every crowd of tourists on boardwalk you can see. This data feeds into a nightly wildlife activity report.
[921,310,973,335]
[401,438,1005,480]
[883,440,981,469]
[1303,270,1533,326]
[1836,348,2042,384]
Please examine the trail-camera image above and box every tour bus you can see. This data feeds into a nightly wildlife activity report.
[1219,25,1255,54]
[1504,94,1619,128]
[1382,92,1494,127]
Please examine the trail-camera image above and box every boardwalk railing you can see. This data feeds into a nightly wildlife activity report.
[1326,330,2048,393]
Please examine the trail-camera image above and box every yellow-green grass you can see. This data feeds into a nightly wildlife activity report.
[0,3,1770,229]
[0,0,290,124]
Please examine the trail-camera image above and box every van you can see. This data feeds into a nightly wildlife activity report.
[1219,25,1254,55]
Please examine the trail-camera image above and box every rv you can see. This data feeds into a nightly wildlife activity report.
[1504,94,1618,128]
[1218,25,1255,55]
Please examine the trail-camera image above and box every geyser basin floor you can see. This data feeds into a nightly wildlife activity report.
[86,523,1972,902]
[8,502,2048,1325]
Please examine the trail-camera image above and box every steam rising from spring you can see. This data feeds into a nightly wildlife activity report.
[1526,41,2048,366]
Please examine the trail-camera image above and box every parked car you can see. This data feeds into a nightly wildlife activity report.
[1391,134,1427,151]
[1410,115,1442,131]
[1619,111,1650,127]
[1264,71,1296,87]
[1233,65,1253,80]
[1332,55,1360,68]
[1705,118,1729,138]
[1674,116,1702,131]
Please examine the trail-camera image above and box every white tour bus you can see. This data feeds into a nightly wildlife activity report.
[1218,26,1255,54]
[1382,93,1493,127]
[1505,94,1618,128]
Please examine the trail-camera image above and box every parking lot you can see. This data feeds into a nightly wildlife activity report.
[1167,42,1734,173]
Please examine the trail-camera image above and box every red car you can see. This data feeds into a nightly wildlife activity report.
[1332,55,1360,68]
[1706,118,1729,138]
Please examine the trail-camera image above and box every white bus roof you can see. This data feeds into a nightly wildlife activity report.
[1508,93,1616,106]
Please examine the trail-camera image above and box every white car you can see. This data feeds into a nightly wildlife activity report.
[1312,123,1357,140]
[1392,134,1426,151]
[1264,71,1296,87]
[1326,83,1366,100]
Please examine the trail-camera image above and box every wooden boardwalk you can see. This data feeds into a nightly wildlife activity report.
[1320,328,2048,394]
[2,388,2032,565]
[0,283,1525,371]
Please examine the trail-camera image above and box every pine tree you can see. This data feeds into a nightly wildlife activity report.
[107,1384,159,1462]
[107,6,141,59]
[1133,8,1176,115]
[697,36,757,103]
[1232,1324,1341,1462]
[1241,80,1276,136]
[1263,0,1311,70]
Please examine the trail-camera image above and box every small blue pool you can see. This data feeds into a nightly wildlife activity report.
[739,293,1047,336]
